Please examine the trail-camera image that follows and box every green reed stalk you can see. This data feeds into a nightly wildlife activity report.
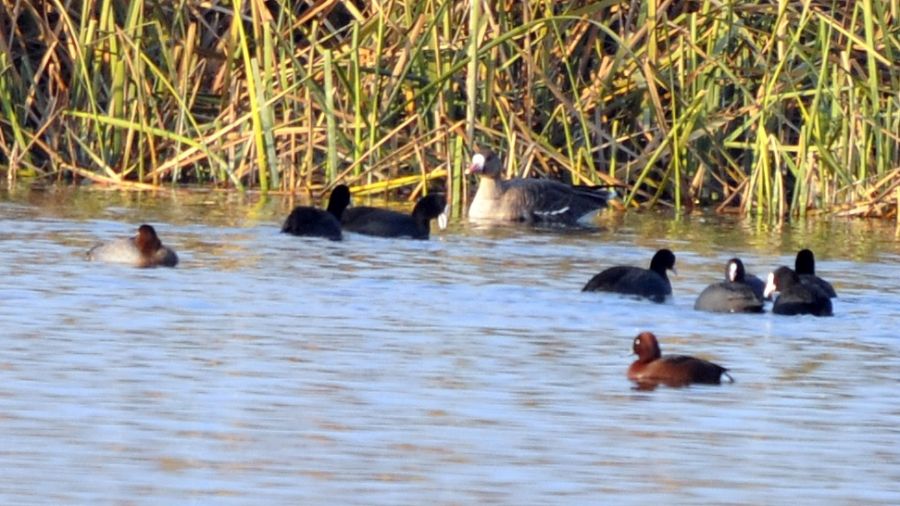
[351,23,363,176]
[324,48,337,183]
[235,5,268,192]
[465,0,481,146]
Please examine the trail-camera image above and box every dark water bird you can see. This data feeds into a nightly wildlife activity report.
[764,266,833,316]
[795,249,837,298]
[582,249,676,303]
[628,332,733,388]
[466,149,613,225]
[341,193,447,239]
[281,184,351,241]
[87,224,178,268]
[694,258,765,313]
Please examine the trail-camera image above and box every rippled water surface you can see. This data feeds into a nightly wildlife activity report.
[2,188,900,504]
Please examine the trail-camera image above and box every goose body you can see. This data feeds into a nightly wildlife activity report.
[467,150,611,225]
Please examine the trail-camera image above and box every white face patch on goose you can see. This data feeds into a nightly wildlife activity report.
[471,153,485,168]
[728,262,739,282]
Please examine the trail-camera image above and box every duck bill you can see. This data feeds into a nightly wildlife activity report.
[465,163,480,175]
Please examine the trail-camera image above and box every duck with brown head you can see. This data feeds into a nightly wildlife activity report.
[87,224,178,268]
[466,149,613,225]
[628,332,733,388]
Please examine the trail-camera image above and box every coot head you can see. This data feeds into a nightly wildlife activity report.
[326,184,352,219]
[413,194,447,219]
[764,266,799,298]
[467,149,501,177]
[649,249,677,277]
[795,249,817,275]
[412,193,449,231]
[726,258,746,282]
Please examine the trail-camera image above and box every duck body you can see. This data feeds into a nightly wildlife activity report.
[628,332,732,387]
[87,224,178,268]
[628,354,731,387]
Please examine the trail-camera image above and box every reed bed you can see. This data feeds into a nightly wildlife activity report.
[0,1,898,217]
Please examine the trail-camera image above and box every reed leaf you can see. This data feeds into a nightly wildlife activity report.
[0,1,897,218]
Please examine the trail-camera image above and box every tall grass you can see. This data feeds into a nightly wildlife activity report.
[0,1,898,217]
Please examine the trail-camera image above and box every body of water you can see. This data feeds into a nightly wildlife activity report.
[1,188,899,504]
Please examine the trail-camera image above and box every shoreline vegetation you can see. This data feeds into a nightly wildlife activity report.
[0,1,898,218]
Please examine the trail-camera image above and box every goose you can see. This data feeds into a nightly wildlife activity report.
[466,149,612,225]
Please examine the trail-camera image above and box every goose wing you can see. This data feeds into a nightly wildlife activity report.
[502,179,611,223]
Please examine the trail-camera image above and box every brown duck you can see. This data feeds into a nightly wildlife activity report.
[628,332,733,387]
[87,224,178,268]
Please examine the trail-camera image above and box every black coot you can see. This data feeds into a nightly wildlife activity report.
[342,193,447,239]
[795,249,837,298]
[582,249,676,303]
[694,258,764,313]
[281,185,351,241]
[764,266,833,316]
